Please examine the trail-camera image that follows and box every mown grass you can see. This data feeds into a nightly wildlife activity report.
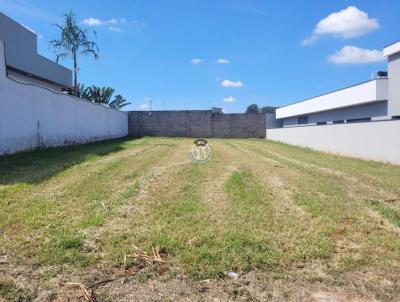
[249,139,400,196]
[114,165,282,280]
[1,137,400,300]
[368,199,400,228]
[233,140,400,270]
[0,279,34,302]
[0,137,176,268]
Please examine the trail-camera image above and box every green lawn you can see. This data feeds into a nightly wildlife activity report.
[0,137,399,301]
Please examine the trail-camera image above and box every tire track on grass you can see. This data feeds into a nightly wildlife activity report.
[228,140,336,265]
[84,140,194,254]
[249,141,400,232]
[248,140,399,208]
[235,140,400,270]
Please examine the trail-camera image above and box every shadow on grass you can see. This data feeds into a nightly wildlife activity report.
[0,137,137,185]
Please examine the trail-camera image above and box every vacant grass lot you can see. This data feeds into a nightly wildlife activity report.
[0,137,399,301]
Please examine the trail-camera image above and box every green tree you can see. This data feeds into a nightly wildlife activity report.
[50,11,99,95]
[108,94,131,110]
[211,107,223,114]
[81,85,131,110]
[260,106,277,113]
[245,104,259,113]
[86,86,115,105]
[75,83,91,99]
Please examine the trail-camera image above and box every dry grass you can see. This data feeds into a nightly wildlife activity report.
[0,137,399,301]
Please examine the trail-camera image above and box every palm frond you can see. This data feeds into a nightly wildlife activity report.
[109,94,131,110]
[55,52,69,63]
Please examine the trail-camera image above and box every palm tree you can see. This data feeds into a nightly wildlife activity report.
[75,83,91,99]
[50,11,99,95]
[108,94,131,110]
[86,86,115,105]
[80,85,131,110]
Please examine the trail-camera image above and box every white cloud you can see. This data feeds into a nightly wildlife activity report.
[82,17,103,26]
[108,26,122,32]
[221,80,244,88]
[82,17,138,33]
[191,58,203,65]
[302,6,379,46]
[329,46,385,64]
[216,58,230,64]
[139,104,149,109]
[82,17,127,26]
[223,96,237,103]
[108,18,126,25]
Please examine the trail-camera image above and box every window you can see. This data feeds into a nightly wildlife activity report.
[333,120,344,124]
[298,116,308,125]
[317,122,327,125]
[346,118,371,123]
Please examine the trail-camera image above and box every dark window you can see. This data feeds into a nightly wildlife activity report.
[346,118,371,123]
[317,122,327,125]
[333,120,345,124]
[298,116,309,125]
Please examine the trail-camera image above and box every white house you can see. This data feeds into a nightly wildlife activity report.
[267,41,400,164]
[0,12,72,91]
[274,41,400,127]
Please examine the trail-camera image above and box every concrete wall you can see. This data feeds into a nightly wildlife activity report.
[266,112,283,129]
[266,120,400,164]
[282,101,388,127]
[128,111,211,137]
[0,41,128,155]
[128,111,266,138]
[0,12,72,88]
[211,113,266,138]
[388,52,400,117]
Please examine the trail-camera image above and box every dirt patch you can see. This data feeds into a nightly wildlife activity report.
[44,268,395,302]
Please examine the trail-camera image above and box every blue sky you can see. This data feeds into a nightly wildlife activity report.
[1,0,399,112]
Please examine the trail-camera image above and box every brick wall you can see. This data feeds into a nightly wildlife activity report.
[128,111,266,138]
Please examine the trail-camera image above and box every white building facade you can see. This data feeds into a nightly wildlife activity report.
[274,41,400,127]
[0,12,72,91]
[267,41,400,164]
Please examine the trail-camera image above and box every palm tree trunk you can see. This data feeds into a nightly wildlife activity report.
[73,50,77,96]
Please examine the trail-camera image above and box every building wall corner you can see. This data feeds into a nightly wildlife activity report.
[0,40,6,78]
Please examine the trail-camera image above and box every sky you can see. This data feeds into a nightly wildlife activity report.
[1,0,399,112]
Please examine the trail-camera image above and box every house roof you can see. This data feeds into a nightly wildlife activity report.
[276,79,388,119]
[384,41,400,57]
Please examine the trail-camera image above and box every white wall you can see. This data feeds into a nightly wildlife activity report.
[266,120,400,165]
[0,41,128,155]
[282,101,387,127]
[276,79,388,119]
[387,52,400,117]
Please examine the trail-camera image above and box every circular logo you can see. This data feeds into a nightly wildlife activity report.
[189,138,212,163]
